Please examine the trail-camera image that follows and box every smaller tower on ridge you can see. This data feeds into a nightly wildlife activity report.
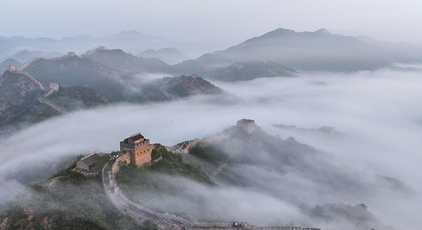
[237,119,256,134]
[7,65,16,72]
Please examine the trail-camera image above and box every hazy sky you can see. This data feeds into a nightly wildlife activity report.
[1,0,422,48]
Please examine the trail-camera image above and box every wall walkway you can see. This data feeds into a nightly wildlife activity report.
[102,161,192,230]
[37,97,70,114]
[13,70,44,90]
[101,157,315,230]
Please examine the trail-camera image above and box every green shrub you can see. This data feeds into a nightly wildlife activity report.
[189,141,229,165]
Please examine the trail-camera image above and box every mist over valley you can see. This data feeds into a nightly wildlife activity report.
[1,66,422,229]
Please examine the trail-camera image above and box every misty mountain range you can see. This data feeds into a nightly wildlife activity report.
[2,28,422,73]
[0,30,158,58]
[216,28,421,71]
[2,26,422,142]
[357,35,422,60]
[0,49,229,127]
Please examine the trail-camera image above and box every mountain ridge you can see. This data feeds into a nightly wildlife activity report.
[216,28,421,72]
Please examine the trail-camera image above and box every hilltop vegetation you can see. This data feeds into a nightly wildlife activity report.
[116,146,214,201]
[0,156,147,230]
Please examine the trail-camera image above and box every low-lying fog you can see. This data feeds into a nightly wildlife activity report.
[1,68,422,229]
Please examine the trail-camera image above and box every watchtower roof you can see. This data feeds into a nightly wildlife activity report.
[130,133,144,141]
[79,152,101,167]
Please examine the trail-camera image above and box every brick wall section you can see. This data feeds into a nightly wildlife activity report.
[111,152,131,174]
[134,144,152,166]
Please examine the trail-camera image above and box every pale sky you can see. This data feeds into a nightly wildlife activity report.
[1,0,421,48]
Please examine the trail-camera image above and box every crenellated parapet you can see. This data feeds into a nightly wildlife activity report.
[84,46,106,55]
[12,70,45,90]
[18,51,78,72]
[17,57,44,71]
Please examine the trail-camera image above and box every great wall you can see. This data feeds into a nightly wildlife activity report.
[100,124,321,230]
[6,53,78,115]
[37,97,70,114]
[16,51,76,71]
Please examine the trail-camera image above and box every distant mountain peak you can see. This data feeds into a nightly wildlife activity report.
[14,49,31,54]
[314,28,331,34]
[217,27,421,72]
[259,28,297,39]
[254,28,333,41]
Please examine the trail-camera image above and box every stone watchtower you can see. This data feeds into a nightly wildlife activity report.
[50,83,59,91]
[237,119,256,134]
[120,133,152,166]
[7,65,16,72]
